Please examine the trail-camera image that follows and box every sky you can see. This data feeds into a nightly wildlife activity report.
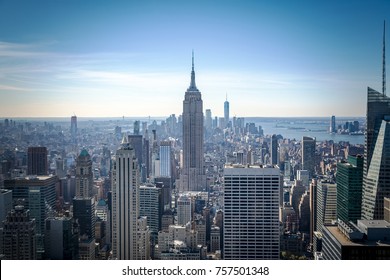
[0,0,389,118]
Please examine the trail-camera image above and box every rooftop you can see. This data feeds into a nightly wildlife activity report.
[14,175,55,181]
[325,225,390,247]
[358,220,390,229]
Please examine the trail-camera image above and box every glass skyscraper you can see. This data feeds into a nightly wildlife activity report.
[361,88,390,220]
[337,155,363,223]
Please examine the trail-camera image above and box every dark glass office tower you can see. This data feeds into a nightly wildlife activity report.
[337,155,363,223]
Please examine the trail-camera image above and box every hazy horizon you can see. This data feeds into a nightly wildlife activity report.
[0,115,366,120]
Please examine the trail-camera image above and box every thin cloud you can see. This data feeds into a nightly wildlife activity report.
[0,84,34,92]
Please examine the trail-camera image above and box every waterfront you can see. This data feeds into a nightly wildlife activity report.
[248,117,365,145]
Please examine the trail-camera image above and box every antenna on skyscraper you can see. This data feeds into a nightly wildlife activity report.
[192,49,194,71]
[383,20,386,96]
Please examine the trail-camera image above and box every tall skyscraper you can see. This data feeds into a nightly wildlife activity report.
[302,136,316,178]
[75,149,93,198]
[223,165,280,259]
[133,120,140,135]
[180,52,206,192]
[337,155,363,223]
[316,180,337,234]
[224,95,229,127]
[73,148,95,260]
[128,135,146,182]
[112,136,140,260]
[4,175,57,259]
[270,134,278,165]
[27,147,48,176]
[205,109,212,131]
[70,115,77,143]
[362,118,390,220]
[330,115,336,133]
[159,141,172,178]
[361,22,390,220]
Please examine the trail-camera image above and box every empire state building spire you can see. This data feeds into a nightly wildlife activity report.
[188,50,198,91]
[181,52,206,192]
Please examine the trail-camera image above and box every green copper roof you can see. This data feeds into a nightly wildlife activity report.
[79,148,89,157]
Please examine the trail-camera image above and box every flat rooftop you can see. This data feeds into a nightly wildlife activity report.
[358,220,390,229]
[224,164,278,169]
[16,175,54,181]
[325,226,390,247]
[224,164,280,176]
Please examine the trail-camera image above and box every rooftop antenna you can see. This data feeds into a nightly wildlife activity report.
[192,49,194,72]
[383,20,386,96]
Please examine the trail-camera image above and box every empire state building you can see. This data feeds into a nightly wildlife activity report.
[180,52,206,192]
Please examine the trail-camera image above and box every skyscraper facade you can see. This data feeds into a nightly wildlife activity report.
[205,109,212,131]
[224,96,229,127]
[4,176,57,239]
[112,137,140,260]
[44,216,79,260]
[270,134,278,165]
[330,115,336,133]
[223,165,280,259]
[337,155,363,223]
[27,147,48,176]
[139,184,162,240]
[159,141,172,178]
[75,149,93,198]
[385,197,390,222]
[309,179,317,244]
[298,191,310,233]
[73,148,95,260]
[361,24,390,220]
[177,194,192,226]
[2,205,36,260]
[128,135,146,182]
[302,136,316,178]
[0,189,12,225]
[362,92,390,217]
[73,198,95,241]
[70,115,77,143]
[180,53,206,192]
[316,180,337,234]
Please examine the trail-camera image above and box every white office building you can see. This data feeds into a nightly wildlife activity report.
[223,164,281,259]
[112,136,140,260]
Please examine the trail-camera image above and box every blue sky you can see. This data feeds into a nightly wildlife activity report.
[0,0,389,118]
